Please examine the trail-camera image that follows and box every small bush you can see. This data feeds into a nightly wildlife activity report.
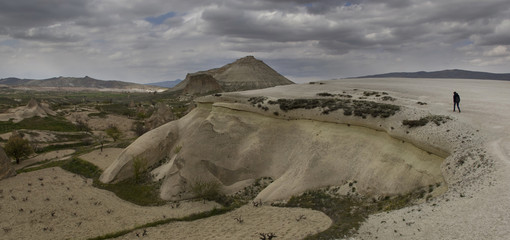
[402,118,429,128]
[403,115,451,128]
[381,96,396,101]
[317,92,334,97]
[174,145,182,154]
[132,157,148,183]
[190,178,222,201]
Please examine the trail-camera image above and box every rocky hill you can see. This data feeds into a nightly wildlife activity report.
[172,56,294,94]
[0,99,56,123]
[0,76,165,92]
[356,69,510,81]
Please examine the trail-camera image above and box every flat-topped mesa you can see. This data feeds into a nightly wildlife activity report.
[171,56,294,94]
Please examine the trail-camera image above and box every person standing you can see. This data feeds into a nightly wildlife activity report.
[453,91,461,112]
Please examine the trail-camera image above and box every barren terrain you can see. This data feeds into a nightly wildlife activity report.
[1,77,509,239]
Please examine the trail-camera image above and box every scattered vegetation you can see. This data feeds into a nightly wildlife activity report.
[190,178,222,202]
[279,185,439,239]
[317,92,352,98]
[94,179,165,206]
[363,91,381,97]
[403,115,452,128]
[133,121,147,137]
[174,145,182,154]
[248,96,267,105]
[105,125,122,141]
[132,156,148,183]
[35,141,93,154]
[61,158,102,179]
[381,96,396,101]
[0,116,81,134]
[267,98,400,118]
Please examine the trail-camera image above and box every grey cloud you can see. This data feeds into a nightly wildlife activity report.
[0,0,91,28]
[11,29,81,43]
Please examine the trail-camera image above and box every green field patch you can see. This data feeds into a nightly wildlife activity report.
[0,116,81,133]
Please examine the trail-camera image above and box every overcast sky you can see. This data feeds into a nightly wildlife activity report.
[1,0,510,83]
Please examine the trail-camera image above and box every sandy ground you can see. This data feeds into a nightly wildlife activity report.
[114,205,331,240]
[0,167,220,240]
[79,148,124,170]
[327,78,510,240]
[65,109,137,139]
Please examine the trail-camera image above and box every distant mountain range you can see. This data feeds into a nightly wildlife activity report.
[145,79,182,88]
[0,76,165,91]
[355,69,510,81]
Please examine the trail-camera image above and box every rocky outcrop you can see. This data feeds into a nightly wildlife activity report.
[145,102,176,130]
[0,146,15,180]
[0,99,56,123]
[182,73,222,95]
[101,86,449,202]
[172,56,294,94]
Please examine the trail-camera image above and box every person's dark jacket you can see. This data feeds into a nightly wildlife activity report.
[453,92,460,103]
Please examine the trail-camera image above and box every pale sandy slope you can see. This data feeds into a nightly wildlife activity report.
[329,78,510,240]
[0,167,220,240]
[79,148,124,170]
[113,205,331,240]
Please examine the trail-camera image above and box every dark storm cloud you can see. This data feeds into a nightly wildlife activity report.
[201,0,510,56]
[0,0,91,28]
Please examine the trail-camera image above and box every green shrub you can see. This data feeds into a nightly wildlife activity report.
[403,115,451,128]
[61,158,102,179]
[132,156,148,183]
[403,118,429,127]
[190,178,222,201]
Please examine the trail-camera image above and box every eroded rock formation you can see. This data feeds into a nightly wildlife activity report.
[100,89,447,202]
[0,99,56,123]
[145,102,176,130]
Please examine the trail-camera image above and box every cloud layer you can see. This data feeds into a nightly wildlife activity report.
[1,0,510,83]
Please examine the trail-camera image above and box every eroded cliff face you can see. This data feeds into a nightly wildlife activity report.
[100,94,445,202]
